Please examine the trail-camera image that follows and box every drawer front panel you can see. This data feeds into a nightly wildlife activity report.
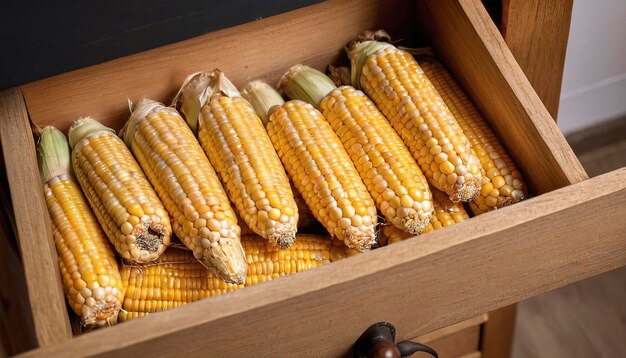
[19,168,626,357]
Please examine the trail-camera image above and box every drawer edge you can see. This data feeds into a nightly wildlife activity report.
[0,88,72,347]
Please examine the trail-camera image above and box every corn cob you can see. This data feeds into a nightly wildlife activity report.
[236,185,316,238]
[280,65,433,234]
[378,188,469,246]
[119,234,331,321]
[119,248,240,322]
[174,70,298,248]
[68,117,170,263]
[122,99,247,284]
[37,126,123,328]
[417,56,527,214]
[347,30,483,202]
[242,81,377,252]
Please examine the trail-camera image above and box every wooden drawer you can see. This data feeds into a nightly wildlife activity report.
[1,0,624,356]
[415,314,486,357]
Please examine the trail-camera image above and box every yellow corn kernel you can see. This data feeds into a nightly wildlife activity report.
[347,32,483,202]
[174,71,298,248]
[38,126,124,328]
[68,117,170,264]
[280,65,434,234]
[418,58,527,214]
[123,99,247,284]
[379,187,469,245]
[238,182,317,235]
[119,234,331,321]
[242,81,377,252]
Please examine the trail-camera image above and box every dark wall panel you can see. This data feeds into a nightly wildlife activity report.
[0,0,322,88]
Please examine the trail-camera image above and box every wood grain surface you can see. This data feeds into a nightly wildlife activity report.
[567,117,626,177]
[416,0,587,194]
[0,89,72,348]
[511,123,626,358]
[415,315,488,343]
[423,325,481,358]
[459,352,482,358]
[0,165,38,355]
[481,305,517,358]
[489,1,574,355]
[502,0,573,119]
[18,168,626,357]
[513,266,626,358]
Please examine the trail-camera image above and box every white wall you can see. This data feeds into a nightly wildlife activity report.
[557,0,626,134]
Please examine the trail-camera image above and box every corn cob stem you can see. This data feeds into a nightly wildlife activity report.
[174,70,299,248]
[38,126,124,328]
[242,81,377,251]
[279,65,338,109]
[280,65,433,234]
[124,99,247,284]
[416,56,527,213]
[69,117,171,263]
[347,31,483,203]
[243,80,286,126]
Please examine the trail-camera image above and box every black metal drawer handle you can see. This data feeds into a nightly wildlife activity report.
[352,322,438,358]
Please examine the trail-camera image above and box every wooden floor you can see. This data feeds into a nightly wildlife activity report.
[513,266,626,358]
[512,117,626,358]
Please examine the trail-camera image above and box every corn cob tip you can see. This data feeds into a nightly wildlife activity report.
[271,231,297,249]
[123,98,178,147]
[402,214,432,235]
[68,117,116,150]
[327,65,351,87]
[200,239,248,285]
[450,169,482,202]
[279,64,337,109]
[469,186,525,214]
[134,218,169,252]
[81,299,122,329]
[346,30,395,89]
[342,226,376,252]
[241,80,285,126]
[37,126,71,183]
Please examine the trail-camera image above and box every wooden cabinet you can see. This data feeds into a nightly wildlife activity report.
[1,0,624,356]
